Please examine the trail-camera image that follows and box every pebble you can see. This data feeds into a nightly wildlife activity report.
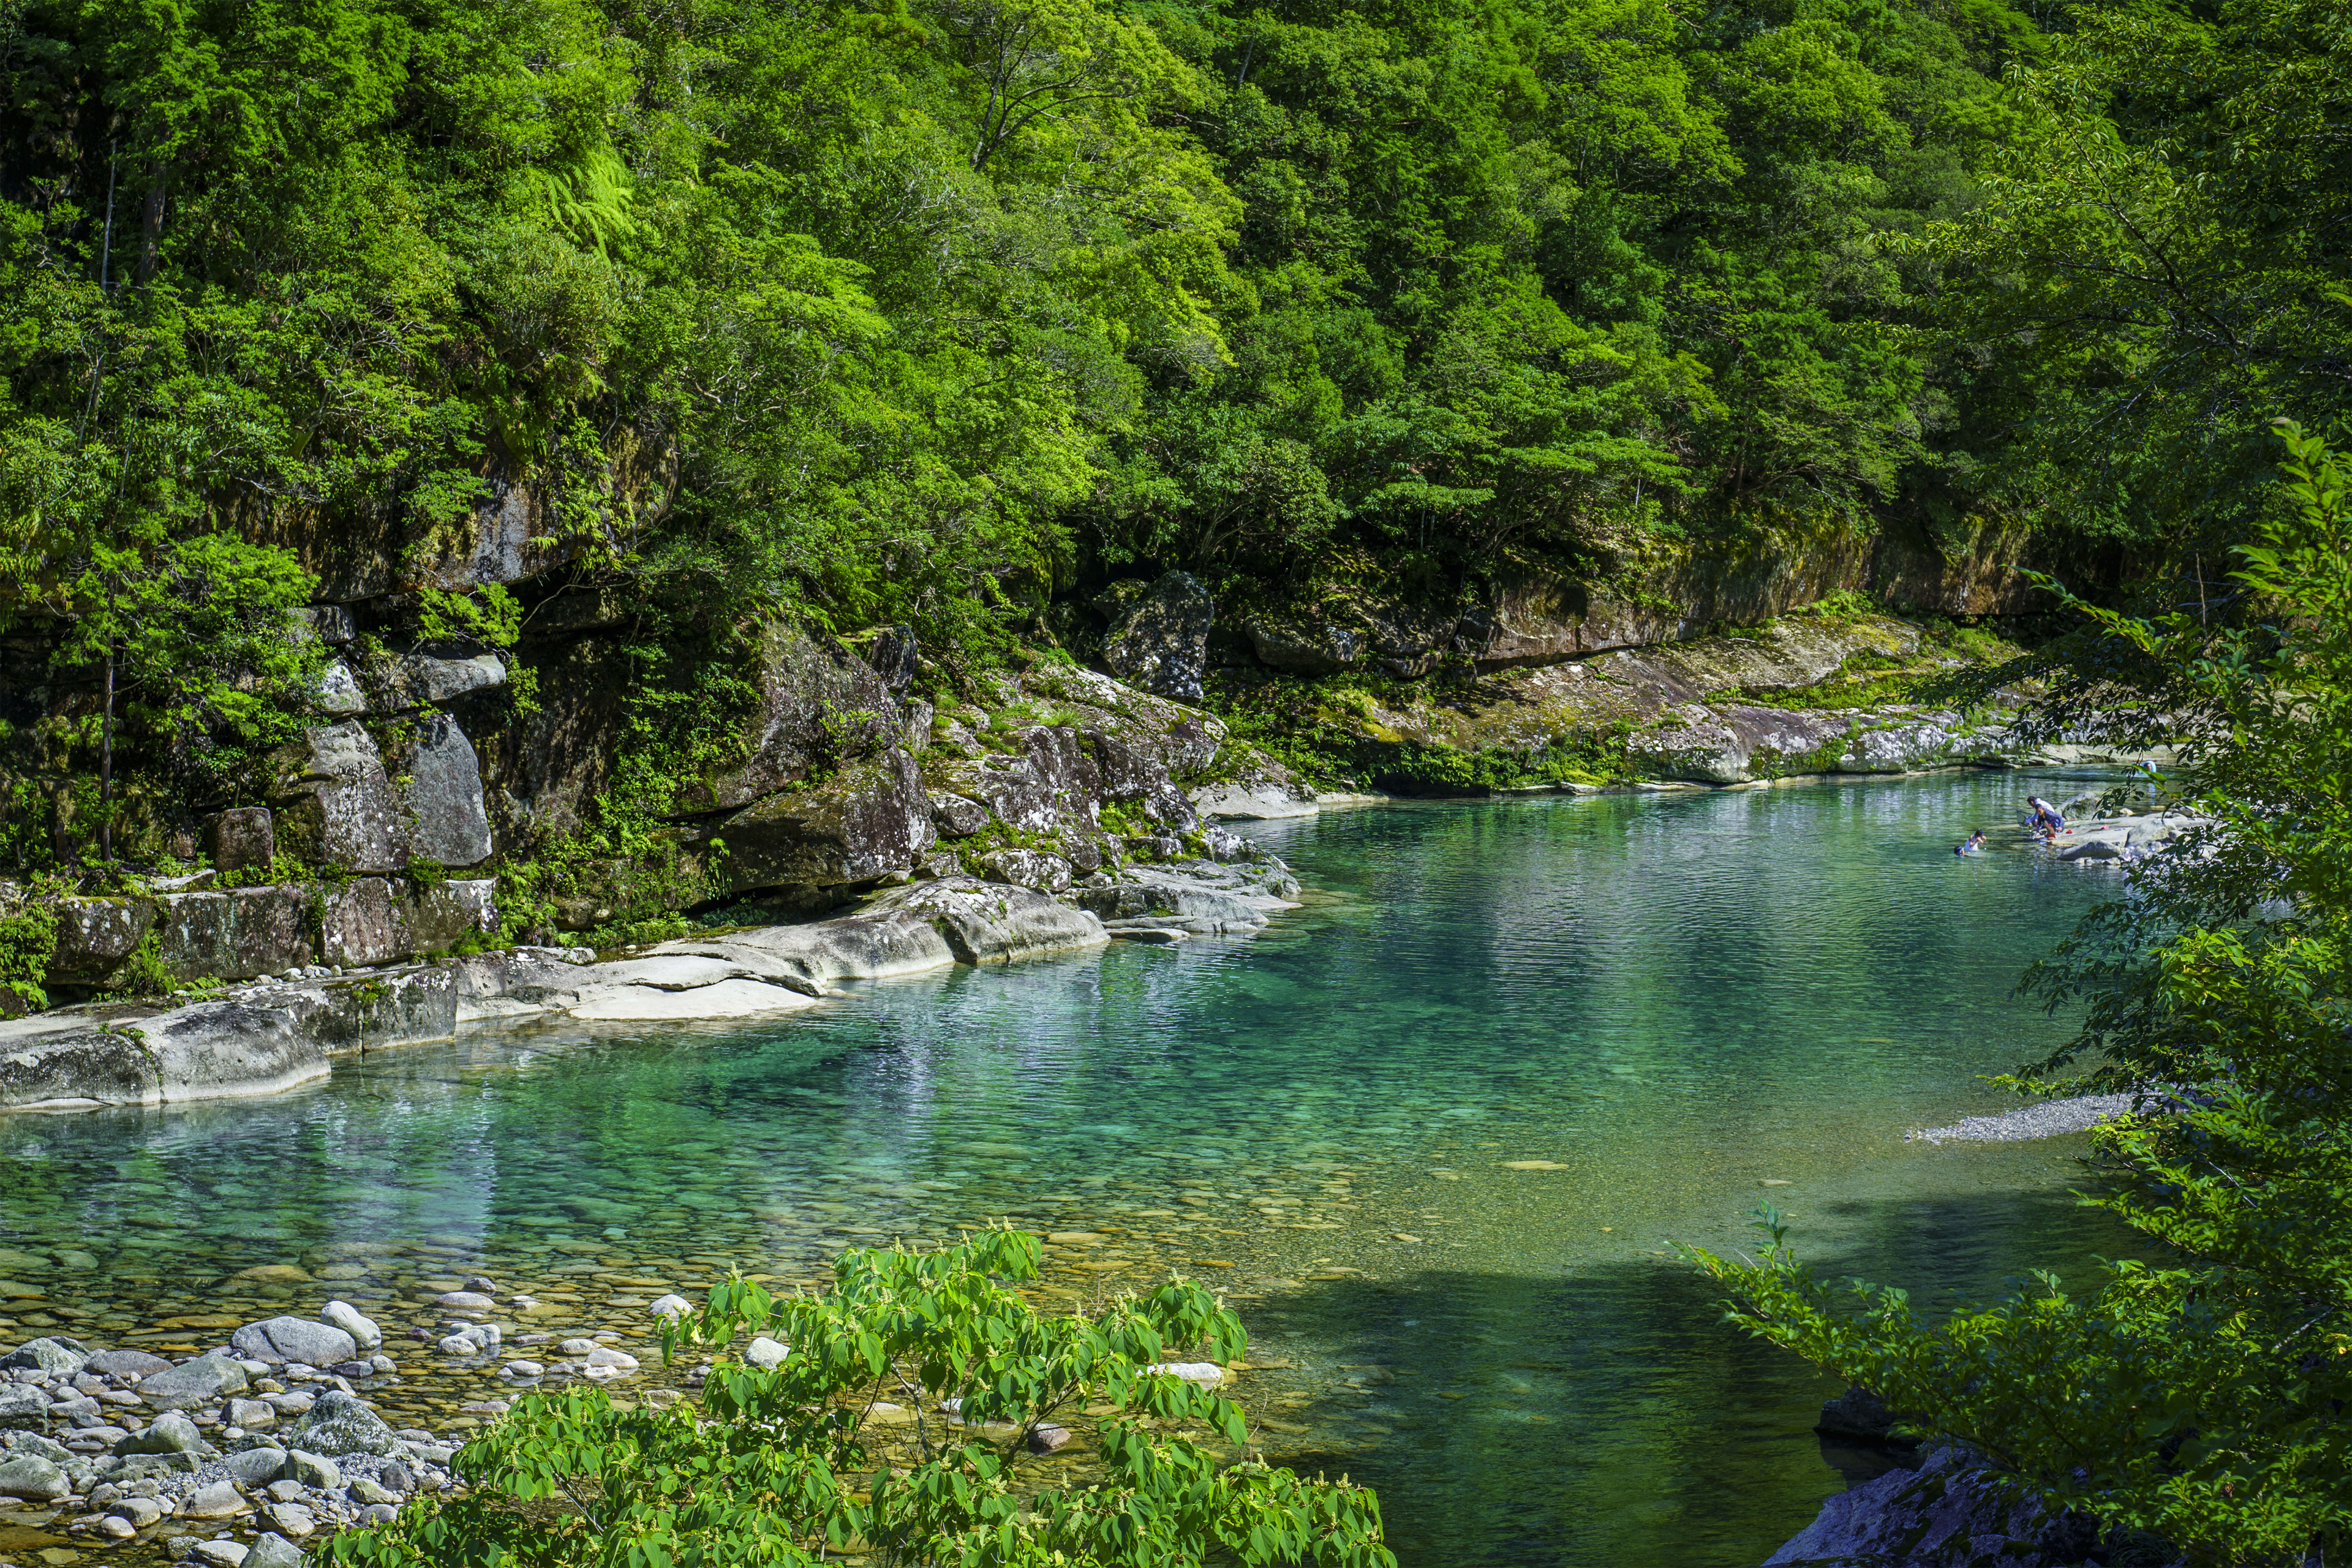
[436,1291,496,1311]
[746,1337,788,1370]
[502,1359,545,1379]
[647,1294,691,1320]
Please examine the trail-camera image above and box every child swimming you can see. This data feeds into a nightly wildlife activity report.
[1955,829,1986,856]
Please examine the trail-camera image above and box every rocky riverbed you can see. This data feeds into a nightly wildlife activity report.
[0,1143,1491,1567]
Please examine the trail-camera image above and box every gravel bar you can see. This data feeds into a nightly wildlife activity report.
[1906,1093,2137,1144]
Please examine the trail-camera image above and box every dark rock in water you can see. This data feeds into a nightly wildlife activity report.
[1817,1384,1907,1444]
[1763,1444,2117,1567]
[1104,572,1213,701]
[1027,1423,1071,1453]
[0,1335,90,1374]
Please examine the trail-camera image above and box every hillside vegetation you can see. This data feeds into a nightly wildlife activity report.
[0,0,2339,861]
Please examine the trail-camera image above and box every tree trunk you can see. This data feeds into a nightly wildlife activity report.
[99,645,115,862]
[132,160,165,284]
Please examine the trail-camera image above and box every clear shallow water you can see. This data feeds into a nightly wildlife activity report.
[0,773,2134,1566]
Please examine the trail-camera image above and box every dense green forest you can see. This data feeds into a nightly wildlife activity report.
[0,0,2343,850]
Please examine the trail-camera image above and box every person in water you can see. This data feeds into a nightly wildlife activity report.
[1955,829,1986,856]
[2026,795,2067,833]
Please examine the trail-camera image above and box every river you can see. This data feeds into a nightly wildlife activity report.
[0,772,2132,1566]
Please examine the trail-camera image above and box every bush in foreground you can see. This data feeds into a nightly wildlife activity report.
[325,1229,1392,1567]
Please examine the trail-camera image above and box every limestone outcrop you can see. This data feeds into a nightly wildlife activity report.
[0,966,458,1112]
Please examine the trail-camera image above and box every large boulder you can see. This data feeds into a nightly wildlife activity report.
[0,1453,66,1502]
[974,849,1074,894]
[933,752,1061,835]
[0,1336,89,1374]
[701,749,937,894]
[1073,876,1268,935]
[138,1354,251,1412]
[680,625,898,813]
[1008,726,1102,815]
[1763,1444,2094,1567]
[205,807,277,874]
[927,793,990,838]
[116,1409,217,1458]
[279,1389,405,1457]
[380,652,507,709]
[409,475,577,594]
[155,886,317,980]
[232,1316,358,1368]
[1244,614,1362,675]
[0,971,453,1111]
[320,879,407,968]
[271,721,407,872]
[400,712,494,866]
[1014,664,1224,778]
[322,1302,383,1353]
[865,878,1107,965]
[1102,572,1213,701]
[0,1385,48,1430]
[408,878,497,952]
[47,898,156,984]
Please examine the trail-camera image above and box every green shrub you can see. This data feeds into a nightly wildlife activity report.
[325,1230,1392,1568]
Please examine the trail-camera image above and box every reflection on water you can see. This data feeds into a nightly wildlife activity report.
[0,774,2135,1566]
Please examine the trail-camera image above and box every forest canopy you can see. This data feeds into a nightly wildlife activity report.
[7,0,2330,659]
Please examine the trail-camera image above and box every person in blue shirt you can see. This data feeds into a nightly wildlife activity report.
[1955,829,1986,856]
[2026,796,2066,834]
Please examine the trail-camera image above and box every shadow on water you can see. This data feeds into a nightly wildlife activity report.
[1257,1185,2131,1568]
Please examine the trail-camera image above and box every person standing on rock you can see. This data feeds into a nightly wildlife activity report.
[2026,796,2067,834]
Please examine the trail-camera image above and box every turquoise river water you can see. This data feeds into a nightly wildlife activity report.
[0,772,2136,1567]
